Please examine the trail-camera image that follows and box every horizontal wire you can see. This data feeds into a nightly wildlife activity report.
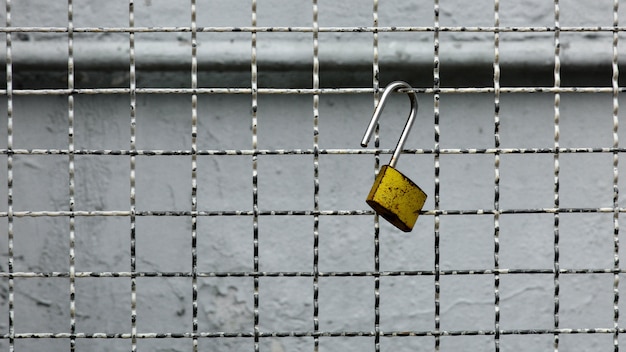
[1,268,623,278]
[0,328,623,339]
[0,25,625,33]
[3,147,626,156]
[0,207,622,218]
[1,87,624,96]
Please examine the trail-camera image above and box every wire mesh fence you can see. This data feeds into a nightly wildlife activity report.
[0,0,625,351]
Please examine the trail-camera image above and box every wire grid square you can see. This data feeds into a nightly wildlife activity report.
[438,0,494,27]
[498,213,554,270]
[317,32,375,88]
[438,94,495,149]
[197,276,254,333]
[318,277,375,331]
[439,215,495,270]
[73,96,130,150]
[559,274,615,328]
[318,154,390,210]
[438,31,495,87]
[378,276,434,331]
[560,93,615,146]
[317,95,373,149]
[376,2,432,27]
[13,338,71,352]
[134,0,190,28]
[498,335,554,352]
[316,1,372,27]
[135,216,192,272]
[257,95,312,150]
[13,277,70,333]
[134,155,192,211]
[258,337,310,352]
[134,37,189,89]
[135,277,192,332]
[318,216,374,272]
[198,337,252,351]
[560,33,616,87]
[257,154,313,210]
[12,155,69,211]
[258,216,312,272]
[378,220,434,271]
[439,274,495,332]
[73,339,130,352]
[2,0,625,351]
[74,155,129,210]
[196,156,251,211]
[318,337,375,352]
[559,213,616,269]
[73,0,128,28]
[438,335,494,351]
[499,154,555,209]
[196,217,252,272]
[74,217,129,272]
[135,95,192,150]
[559,0,615,26]
[136,338,193,352]
[558,334,614,351]
[438,154,495,209]
[559,153,614,208]
[13,216,69,272]
[498,33,555,87]
[498,274,554,330]
[73,33,130,89]
[194,31,252,89]
[74,277,130,332]
[498,92,555,146]
[379,336,435,352]
[12,95,68,150]
[258,276,312,331]
[195,94,251,150]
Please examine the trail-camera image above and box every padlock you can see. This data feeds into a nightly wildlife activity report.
[361,81,427,232]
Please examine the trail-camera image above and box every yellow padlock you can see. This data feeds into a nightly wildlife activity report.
[361,81,427,232]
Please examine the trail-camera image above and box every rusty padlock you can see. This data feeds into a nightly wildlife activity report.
[361,81,427,232]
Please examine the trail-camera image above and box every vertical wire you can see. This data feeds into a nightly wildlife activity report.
[128,1,138,351]
[552,1,561,350]
[5,0,13,350]
[611,0,620,349]
[190,0,199,351]
[492,0,501,351]
[251,1,260,351]
[372,1,381,352]
[433,0,442,349]
[67,0,76,350]
[312,0,320,351]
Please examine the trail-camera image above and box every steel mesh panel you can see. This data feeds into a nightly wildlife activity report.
[0,0,624,351]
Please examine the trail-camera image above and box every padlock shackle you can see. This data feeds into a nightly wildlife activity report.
[360,81,418,169]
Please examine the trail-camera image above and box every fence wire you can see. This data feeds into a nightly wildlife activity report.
[1,0,624,351]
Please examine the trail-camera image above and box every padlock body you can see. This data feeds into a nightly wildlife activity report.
[366,165,427,232]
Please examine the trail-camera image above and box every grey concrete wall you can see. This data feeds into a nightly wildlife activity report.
[1,0,624,351]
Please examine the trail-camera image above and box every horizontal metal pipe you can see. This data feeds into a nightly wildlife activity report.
[5,36,614,89]
[8,37,615,72]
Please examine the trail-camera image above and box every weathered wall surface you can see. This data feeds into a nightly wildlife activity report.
[0,1,623,351]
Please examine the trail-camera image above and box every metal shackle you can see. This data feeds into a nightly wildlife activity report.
[360,81,419,168]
